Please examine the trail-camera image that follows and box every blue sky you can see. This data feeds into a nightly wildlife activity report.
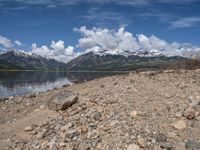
[0,0,200,62]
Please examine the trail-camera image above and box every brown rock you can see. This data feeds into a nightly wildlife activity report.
[47,91,78,111]
[137,138,146,148]
[172,120,186,130]
[183,107,196,119]
[24,126,33,132]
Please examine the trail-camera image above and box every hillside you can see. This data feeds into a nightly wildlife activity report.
[66,51,187,71]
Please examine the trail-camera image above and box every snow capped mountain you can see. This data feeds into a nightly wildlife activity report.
[0,49,67,70]
[92,49,164,57]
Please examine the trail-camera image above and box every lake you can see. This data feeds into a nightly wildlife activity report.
[0,71,127,98]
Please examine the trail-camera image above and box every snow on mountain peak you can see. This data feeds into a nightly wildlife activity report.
[93,49,164,57]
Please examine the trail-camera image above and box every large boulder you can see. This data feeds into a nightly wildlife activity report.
[47,91,78,111]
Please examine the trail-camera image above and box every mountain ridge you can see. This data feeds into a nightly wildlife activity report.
[0,49,197,71]
[0,50,67,70]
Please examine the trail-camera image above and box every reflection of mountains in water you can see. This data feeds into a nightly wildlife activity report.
[0,71,126,89]
[0,71,69,89]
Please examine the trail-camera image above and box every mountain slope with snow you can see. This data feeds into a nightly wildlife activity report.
[0,50,67,70]
[65,51,187,71]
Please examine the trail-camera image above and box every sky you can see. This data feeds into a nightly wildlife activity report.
[0,0,200,62]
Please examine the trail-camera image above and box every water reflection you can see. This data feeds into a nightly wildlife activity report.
[0,71,126,98]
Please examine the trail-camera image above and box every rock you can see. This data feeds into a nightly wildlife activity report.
[39,105,45,110]
[29,94,36,98]
[137,138,146,148]
[195,69,200,73]
[62,84,70,87]
[100,84,104,88]
[87,130,99,139]
[144,71,157,76]
[185,140,200,149]
[183,107,196,119]
[79,126,88,133]
[160,142,172,150]
[127,143,140,150]
[47,91,78,111]
[24,126,33,132]
[0,97,9,101]
[153,145,162,150]
[50,142,57,150]
[130,111,138,118]
[164,70,175,73]
[59,142,66,147]
[172,120,186,130]
[72,80,80,84]
[78,143,90,150]
[93,111,102,121]
[60,125,68,132]
[156,133,167,142]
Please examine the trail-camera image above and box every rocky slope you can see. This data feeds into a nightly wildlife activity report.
[1,69,200,150]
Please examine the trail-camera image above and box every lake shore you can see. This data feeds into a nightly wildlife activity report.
[1,69,200,150]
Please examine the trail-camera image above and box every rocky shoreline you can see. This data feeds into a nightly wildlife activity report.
[1,69,200,150]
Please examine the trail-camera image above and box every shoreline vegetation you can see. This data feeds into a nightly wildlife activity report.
[1,69,200,149]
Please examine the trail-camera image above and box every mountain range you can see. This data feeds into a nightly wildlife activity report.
[0,49,192,71]
[0,50,66,70]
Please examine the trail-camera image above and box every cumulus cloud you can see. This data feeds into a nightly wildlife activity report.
[14,40,22,46]
[74,26,140,52]
[31,40,79,63]
[74,26,200,57]
[0,35,14,48]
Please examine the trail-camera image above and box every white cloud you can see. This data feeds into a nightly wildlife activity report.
[74,26,200,57]
[14,40,22,46]
[74,26,140,52]
[31,41,78,63]
[0,35,14,48]
[170,17,200,28]
[50,40,65,51]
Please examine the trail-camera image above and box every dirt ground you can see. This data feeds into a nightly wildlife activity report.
[1,69,200,150]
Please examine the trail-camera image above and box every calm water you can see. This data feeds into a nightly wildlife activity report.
[0,71,126,98]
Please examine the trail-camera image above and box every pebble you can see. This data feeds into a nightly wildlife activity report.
[137,138,146,148]
[127,143,140,150]
[153,145,162,150]
[130,111,138,118]
[183,107,196,119]
[172,120,186,130]
[50,142,57,150]
[160,142,172,150]
[185,140,200,149]
[93,111,102,121]
[24,126,33,132]
[156,133,167,142]
[78,142,90,150]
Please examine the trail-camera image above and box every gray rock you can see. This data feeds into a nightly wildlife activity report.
[93,111,102,121]
[160,142,172,150]
[185,140,200,149]
[47,91,78,111]
[156,133,167,143]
